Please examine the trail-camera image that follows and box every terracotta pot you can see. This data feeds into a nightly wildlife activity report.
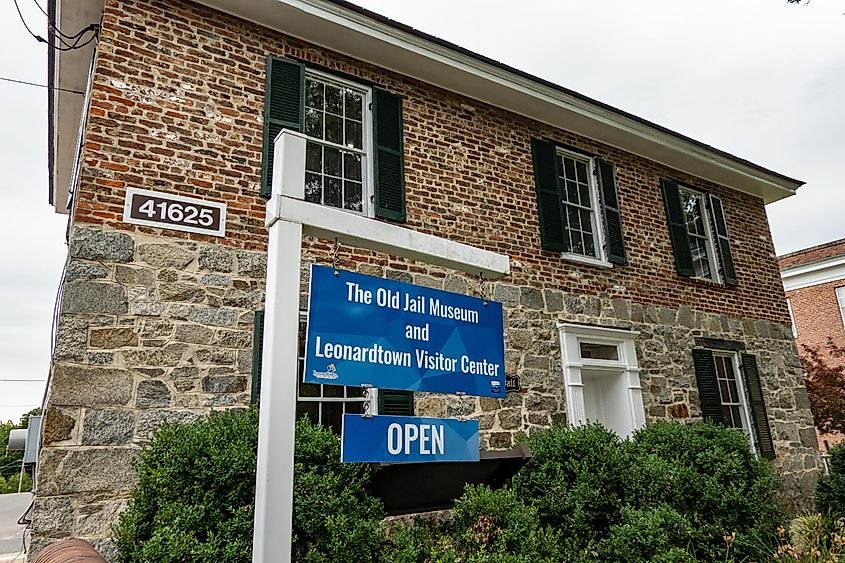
[32,539,106,563]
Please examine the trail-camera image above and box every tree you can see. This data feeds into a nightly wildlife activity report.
[801,339,845,436]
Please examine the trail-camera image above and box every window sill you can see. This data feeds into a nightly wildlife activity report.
[560,253,614,269]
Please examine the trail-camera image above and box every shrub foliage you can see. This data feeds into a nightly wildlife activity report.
[115,409,787,562]
[817,443,845,518]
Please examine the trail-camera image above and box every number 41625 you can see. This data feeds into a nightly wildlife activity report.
[138,199,214,227]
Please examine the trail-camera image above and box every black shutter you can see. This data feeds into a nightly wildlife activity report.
[692,348,723,424]
[661,179,695,277]
[530,139,569,252]
[741,353,776,459]
[373,88,406,222]
[708,194,738,286]
[251,310,265,405]
[261,56,304,197]
[378,389,414,416]
[595,158,627,265]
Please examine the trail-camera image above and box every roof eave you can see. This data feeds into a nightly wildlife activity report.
[194,0,803,204]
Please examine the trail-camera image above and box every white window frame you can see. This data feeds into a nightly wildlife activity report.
[836,287,845,329]
[711,351,757,454]
[556,149,611,267]
[678,186,721,283]
[786,298,797,338]
[557,323,644,438]
[303,68,375,218]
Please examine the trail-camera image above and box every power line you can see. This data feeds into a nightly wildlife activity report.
[0,76,84,95]
[0,379,47,383]
[12,0,99,51]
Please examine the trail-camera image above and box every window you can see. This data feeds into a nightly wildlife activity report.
[303,72,372,215]
[530,139,628,265]
[251,309,412,436]
[557,152,604,260]
[662,179,737,286]
[558,324,644,438]
[262,56,407,221]
[692,348,775,459]
[712,353,753,439]
[836,287,845,329]
[679,187,720,281]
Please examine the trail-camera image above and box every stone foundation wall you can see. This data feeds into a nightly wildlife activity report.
[31,227,266,559]
[32,224,819,559]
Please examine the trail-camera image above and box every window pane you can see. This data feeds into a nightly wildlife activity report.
[305,173,322,204]
[325,85,343,115]
[567,205,581,231]
[296,402,319,425]
[344,153,362,181]
[344,181,363,212]
[305,142,322,172]
[345,401,364,415]
[566,181,579,204]
[570,233,584,255]
[323,402,343,435]
[579,184,591,208]
[580,209,594,236]
[324,147,341,177]
[719,379,730,402]
[325,114,343,145]
[345,90,363,120]
[325,177,342,208]
[583,234,595,257]
[299,381,321,398]
[323,384,344,398]
[345,120,363,150]
[575,160,588,183]
[304,107,323,140]
[305,80,323,109]
[563,157,576,181]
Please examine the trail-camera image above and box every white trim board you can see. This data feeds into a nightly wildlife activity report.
[781,256,845,292]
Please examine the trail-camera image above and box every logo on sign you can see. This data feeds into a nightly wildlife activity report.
[312,363,339,380]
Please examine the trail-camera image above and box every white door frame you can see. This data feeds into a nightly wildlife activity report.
[252,130,511,562]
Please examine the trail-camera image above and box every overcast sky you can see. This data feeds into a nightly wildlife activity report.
[0,0,842,424]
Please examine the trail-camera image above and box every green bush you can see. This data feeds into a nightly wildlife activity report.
[626,421,782,560]
[114,408,258,562]
[114,409,385,563]
[513,420,784,562]
[114,409,788,562]
[817,443,845,517]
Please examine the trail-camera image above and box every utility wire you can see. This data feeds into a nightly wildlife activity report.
[12,0,99,51]
[0,76,84,95]
[0,379,47,383]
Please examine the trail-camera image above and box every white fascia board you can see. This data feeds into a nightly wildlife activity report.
[781,256,845,292]
[196,0,801,204]
[270,195,510,279]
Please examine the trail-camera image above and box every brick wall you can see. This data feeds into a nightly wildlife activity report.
[779,238,845,270]
[73,0,790,324]
[786,280,845,366]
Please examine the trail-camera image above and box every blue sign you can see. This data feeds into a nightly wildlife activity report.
[304,265,505,397]
[341,414,480,463]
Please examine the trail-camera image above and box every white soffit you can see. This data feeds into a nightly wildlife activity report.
[781,256,845,292]
[197,0,801,204]
[51,0,103,214]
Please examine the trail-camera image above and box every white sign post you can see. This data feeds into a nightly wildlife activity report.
[252,130,510,562]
